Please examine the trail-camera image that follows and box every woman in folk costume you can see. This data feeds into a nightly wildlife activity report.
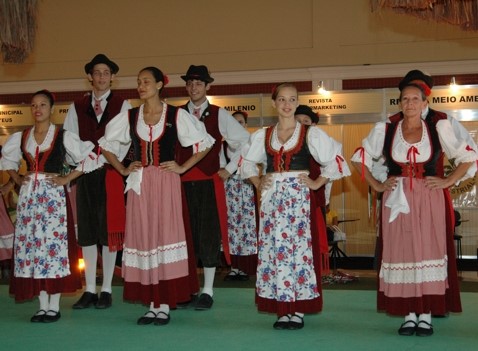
[240,83,350,330]
[222,111,258,281]
[351,83,477,336]
[0,155,15,264]
[99,67,214,326]
[0,90,97,323]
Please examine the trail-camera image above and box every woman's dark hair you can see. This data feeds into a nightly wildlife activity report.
[232,110,248,123]
[32,89,55,106]
[139,66,168,94]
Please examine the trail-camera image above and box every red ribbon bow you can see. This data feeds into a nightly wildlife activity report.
[353,147,365,181]
[335,155,344,174]
[33,146,39,190]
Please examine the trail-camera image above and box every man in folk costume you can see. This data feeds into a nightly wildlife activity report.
[177,65,250,309]
[64,54,132,309]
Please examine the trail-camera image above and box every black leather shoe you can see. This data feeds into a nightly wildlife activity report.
[224,271,250,281]
[416,321,434,337]
[273,315,290,330]
[43,310,61,323]
[137,311,156,325]
[195,293,213,310]
[154,311,170,326]
[96,292,112,309]
[73,292,98,309]
[30,310,47,323]
[398,321,417,336]
[288,314,304,330]
[237,273,249,281]
[176,294,198,309]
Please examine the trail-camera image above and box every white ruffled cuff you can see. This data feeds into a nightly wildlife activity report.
[0,158,19,172]
[239,160,259,179]
[75,152,103,174]
[98,137,121,158]
[194,134,215,153]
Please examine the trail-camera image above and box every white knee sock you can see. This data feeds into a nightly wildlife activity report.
[202,267,216,297]
[82,245,98,293]
[277,314,291,322]
[38,290,49,311]
[403,312,417,327]
[290,312,304,323]
[150,302,160,314]
[48,293,61,312]
[158,304,170,318]
[101,246,117,293]
[418,312,432,328]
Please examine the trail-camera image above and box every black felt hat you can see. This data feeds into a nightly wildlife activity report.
[398,69,433,90]
[181,65,214,83]
[295,105,319,124]
[84,54,119,74]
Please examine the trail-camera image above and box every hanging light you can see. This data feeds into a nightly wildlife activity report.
[449,76,459,93]
[317,80,327,95]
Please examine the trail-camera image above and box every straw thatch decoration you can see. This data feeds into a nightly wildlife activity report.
[0,0,39,63]
[370,0,478,30]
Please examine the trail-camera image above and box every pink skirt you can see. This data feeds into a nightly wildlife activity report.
[378,177,461,315]
[122,166,190,308]
[0,197,14,260]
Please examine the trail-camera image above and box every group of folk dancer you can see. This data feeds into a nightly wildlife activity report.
[0,57,476,336]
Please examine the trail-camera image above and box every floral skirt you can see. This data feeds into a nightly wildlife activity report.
[255,172,322,315]
[225,174,257,256]
[9,174,81,301]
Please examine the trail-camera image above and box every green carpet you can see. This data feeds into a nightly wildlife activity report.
[0,286,476,351]
[214,272,478,292]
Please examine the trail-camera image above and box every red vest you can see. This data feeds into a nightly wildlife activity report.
[75,93,125,147]
[177,103,222,177]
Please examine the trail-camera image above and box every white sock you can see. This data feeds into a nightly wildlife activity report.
[157,304,170,319]
[149,302,161,314]
[48,293,61,312]
[418,313,432,328]
[403,312,417,327]
[100,246,117,293]
[229,267,239,274]
[202,267,215,297]
[38,291,48,311]
[82,245,98,293]
[277,314,291,322]
[290,312,304,323]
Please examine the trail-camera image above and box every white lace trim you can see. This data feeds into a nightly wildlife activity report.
[270,122,301,151]
[123,241,188,270]
[379,256,448,284]
[0,233,14,249]
[28,124,55,152]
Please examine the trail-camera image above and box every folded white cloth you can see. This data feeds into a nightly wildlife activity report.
[384,177,409,223]
[124,168,143,195]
